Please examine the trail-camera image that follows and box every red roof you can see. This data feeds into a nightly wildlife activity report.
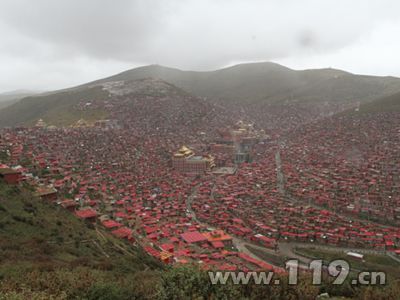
[144,246,160,257]
[238,253,274,271]
[112,227,132,238]
[144,226,158,234]
[60,199,77,208]
[114,211,128,219]
[256,235,276,244]
[211,241,224,248]
[75,209,97,219]
[102,220,123,229]
[219,264,237,271]
[160,243,174,252]
[180,231,207,244]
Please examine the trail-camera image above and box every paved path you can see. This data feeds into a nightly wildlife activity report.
[272,150,399,265]
[275,150,285,196]
[275,143,395,227]
[186,183,284,268]
[286,242,386,255]
[387,252,400,264]
[186,161,400,269]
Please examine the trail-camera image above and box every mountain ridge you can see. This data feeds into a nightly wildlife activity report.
[86,62,400,107]
[1,61,400,128]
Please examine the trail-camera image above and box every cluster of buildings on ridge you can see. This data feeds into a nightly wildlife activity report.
[34,118,120,130]
[172,120,270,174]
[0,133,283,271]
[2,112,400,269]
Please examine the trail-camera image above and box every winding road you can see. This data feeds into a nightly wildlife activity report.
[186,182,285,268]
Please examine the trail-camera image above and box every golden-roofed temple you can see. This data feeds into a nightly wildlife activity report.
[204,154,216,169]
[172,146,215,173]
[173,145,194,158]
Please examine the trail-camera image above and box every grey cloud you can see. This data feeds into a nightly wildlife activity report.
[0,0,400,91]
[0,0,168,60]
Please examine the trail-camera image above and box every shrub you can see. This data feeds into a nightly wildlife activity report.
[86,283,135,300]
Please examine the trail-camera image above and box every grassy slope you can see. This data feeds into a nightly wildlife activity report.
[357,90,400,113]
[0,183,399,299]
[0,182,162,298]
[0,99,19,110]
[92,62,400,105]
[295,247,400,279]
[1,62,400,128]
[0,91,44,110]
[0,87,109,127]
[341,90,400,117]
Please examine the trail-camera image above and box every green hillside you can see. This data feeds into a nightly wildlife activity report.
[91,62,400,105]
[0,91,41,110]
[1,183,400,299]
[0,78,195,128]
[1,62,400,128]
[0,87,109,127]
[341,90,400,117]
[0,182,162,299]
[357,90,400,113]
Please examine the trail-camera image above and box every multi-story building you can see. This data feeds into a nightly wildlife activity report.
[172,146,215,173]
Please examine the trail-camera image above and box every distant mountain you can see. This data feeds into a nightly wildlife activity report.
[355,90,400,113]
[0,90,42,109]
[90,62,400,106]
[0,78,226,133]
[88,62,400,131]
[0,89,42,95]
[1,62,400,128]
[0,85,109,127]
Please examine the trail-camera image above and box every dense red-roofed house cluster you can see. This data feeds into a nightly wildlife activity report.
[0,86,399,271]
[281,112,400,225]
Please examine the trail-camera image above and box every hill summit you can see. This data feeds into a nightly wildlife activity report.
[1,62,400,129]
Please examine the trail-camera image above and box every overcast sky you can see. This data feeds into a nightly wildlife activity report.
[1,0,400,93]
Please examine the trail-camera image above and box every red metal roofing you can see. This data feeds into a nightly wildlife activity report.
[75,209,97,219]
[211,241,224,248]
[112,227,132,238]
[144,246,160,257]
[102,219,123,229]
[180,231,207,244]
[160,243,174,252]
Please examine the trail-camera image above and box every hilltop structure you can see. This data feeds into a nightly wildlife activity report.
[72,119,92,128]
[35,118,47,128]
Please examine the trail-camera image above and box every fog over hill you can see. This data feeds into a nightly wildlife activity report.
[1,62,400,128]
[91,62,400,106]
[0,90,42,109]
